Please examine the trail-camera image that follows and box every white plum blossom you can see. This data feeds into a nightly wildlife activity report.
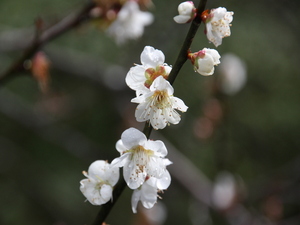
[212,172,237,210]
[189,48,221,76]
[131,76,188,129]
[107,1,154,44]
[125,46,172,95]
[131,175,171,213]
[80,160,119,205]
[217,53,247,95]
[111,127,172,190]
[131,176,170,213]
[202,7,234,47]
[173,1,196,24]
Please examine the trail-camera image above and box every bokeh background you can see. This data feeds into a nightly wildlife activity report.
[0,0,300,224]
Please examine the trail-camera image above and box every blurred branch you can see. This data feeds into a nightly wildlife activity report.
[0,28,34,52]
[0,88,99,160]
[154,133,213,206]
[0,0,96,85]
[45,46,107,85]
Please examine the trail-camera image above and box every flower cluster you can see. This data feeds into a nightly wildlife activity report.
[126,46,188,130]
[80,1,235,217]
[174,2,233,75]
[80,128,172,213]
[112,128,172,213]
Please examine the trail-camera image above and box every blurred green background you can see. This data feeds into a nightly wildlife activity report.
[0,0,300,224]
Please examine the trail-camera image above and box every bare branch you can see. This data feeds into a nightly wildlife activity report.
[0,1,96,85]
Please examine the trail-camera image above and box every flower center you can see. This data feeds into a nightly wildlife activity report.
[94,175,110,190]
[130,145,154,173]
[144,66,169,88]
[152,90,171,109]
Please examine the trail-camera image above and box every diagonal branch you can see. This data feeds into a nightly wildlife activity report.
[167,0,207,85]
[91,0,208,224]
[0,1,95,85]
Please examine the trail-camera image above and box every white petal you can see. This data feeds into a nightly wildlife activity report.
[164,107,181,125]
[144,140,167,157]
[121,127,147,149]
[87,160,108,179]
[163,158,173,166]
[135,101,151,122]
[111,152,130,168]
[150,109,167,130]
[171,97,188,112]
[125,65,147,90]
[173,15,191,24]
[164,65,172,75]
[131,95,144,104]
[131,189,141,213]
[156,170,171,190]
[141,46,165,68]
[177,1,195,16]
[100,184,113,203]
[80,179,104,205]
[150,76,173,95]
[225,12,234,24]
[212,7,227,20]
[196,54,215,76]
[115,139,127,154]
[79,179,92,196]
[140,179,158,209]
[124,165,146,189]
[99,163,120,186]
[205,48,221,64]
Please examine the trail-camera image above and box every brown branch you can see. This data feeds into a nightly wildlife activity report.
[91,0,209,223]
[0,0,96,85]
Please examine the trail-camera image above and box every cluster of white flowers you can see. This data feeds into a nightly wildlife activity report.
[80,1,235,217]
[80,128,172,213]
[174,2,233,75]
[126,46,188,130]
[112,127,172,212]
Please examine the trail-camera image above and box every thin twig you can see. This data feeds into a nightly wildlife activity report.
[0,1,95,85]
[168,0,207,85]
[92,176,127,225]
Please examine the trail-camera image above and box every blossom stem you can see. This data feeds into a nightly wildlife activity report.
[143,121,153,139]
[92,174,127,225]
[167,0,208,85]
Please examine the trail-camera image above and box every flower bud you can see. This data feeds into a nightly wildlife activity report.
[31,51,51,93]
[173,1,196,24]
[189,48,221,76]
